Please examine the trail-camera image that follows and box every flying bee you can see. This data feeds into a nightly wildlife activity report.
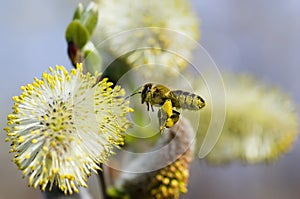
[126,83,206,133]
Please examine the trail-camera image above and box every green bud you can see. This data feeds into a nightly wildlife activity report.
[80,2,98,35]
[82,41,102,75]
[65,20,89,49]
[73,3,84,20]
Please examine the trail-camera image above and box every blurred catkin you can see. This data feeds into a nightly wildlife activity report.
[95,0,200,78]
[195,74,299,164]
[114,118,195,199]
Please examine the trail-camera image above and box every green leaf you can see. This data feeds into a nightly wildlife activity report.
[83,42,102,75]
[107,186,128,198]
[65,20,89,49]
[80,2,98,35]
[73,3,84,20]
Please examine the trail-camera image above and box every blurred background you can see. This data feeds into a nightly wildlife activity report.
[0,0,299,199]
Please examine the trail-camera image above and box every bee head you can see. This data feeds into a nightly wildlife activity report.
[141,83,153,104]
[124,83,153,102]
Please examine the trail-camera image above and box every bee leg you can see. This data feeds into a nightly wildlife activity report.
[162,99,173,117]
[164,110,180,129]
[159,126,166,134]
[151,105,154,112]
[146,102,150,111]
[170,110,180,126]
[158,100,179,133]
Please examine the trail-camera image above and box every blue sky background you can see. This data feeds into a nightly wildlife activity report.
[0,1,299,199]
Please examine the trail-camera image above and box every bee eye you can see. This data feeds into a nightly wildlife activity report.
[144,84,152,93]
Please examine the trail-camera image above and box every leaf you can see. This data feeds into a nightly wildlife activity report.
[80,2,98,35]
[83,42,102,75]
[73,3,84,20]
[65,20,89,49]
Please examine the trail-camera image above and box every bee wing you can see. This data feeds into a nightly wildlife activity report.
[167,91,181,108]
[155,84,172,94]
[157,107,168,133]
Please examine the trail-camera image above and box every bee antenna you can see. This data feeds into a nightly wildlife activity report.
[124,91,141,101]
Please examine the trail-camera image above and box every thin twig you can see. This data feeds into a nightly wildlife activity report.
[98,164,112,199]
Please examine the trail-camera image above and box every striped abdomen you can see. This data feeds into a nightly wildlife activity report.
[172,90,205,110]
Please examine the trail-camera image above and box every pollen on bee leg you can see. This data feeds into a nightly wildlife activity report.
[165,118,175,128]
[162,99,173,117]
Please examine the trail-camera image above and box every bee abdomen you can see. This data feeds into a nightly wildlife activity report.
[172,90,205,110]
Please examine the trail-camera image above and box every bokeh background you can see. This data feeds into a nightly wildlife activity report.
[0,0,299,199]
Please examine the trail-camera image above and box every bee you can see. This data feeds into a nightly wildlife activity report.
[127,83,205,132]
